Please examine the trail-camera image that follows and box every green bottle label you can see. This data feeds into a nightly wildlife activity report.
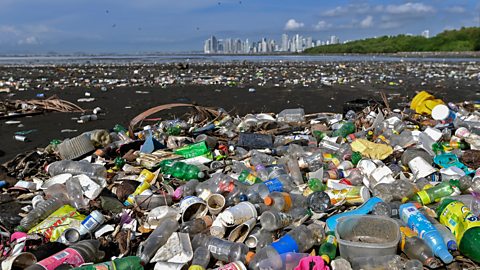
[439,201,480,243]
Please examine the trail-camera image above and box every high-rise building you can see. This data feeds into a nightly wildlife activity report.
[281,34,289,52]
[330,35,339,45]
[421,30,430,38]
[306,37,313,49]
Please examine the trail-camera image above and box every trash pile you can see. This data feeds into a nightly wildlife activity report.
[2,90,480,270]
[0,96,84,119]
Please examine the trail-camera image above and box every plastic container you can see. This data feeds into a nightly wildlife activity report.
[334,215,400,262]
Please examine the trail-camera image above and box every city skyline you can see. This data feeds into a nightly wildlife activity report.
[0,0,477,53]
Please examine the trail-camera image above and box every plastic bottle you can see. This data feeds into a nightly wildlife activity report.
[78,210,105,236]
[66,177,89,210]
[16,193,70,232]
[308,178,327,192]
[455,127,480,149]
[298,151,324,170]
[26,240,105,270]
[399,203,453,264]
[159,160,205,180]
[263,192,306,212]
[192,234,252,264]
[319,231,337,263]
[410,180,461,205]
[259,210,296,231]
[47,160,107,184]
[249,156,269,181]
[180,216,213,235]
[436,199,480,262]
[307,191,332,213]
[137,218,179,265]
[249,224,324,270]
[237,169,262,185]
[372,201,401,218]
[124,169,157,206]
[332,121,355,138]
[245,228,274,250]
[325,197,383,231]
[189,246,211,270]
[250,174,297,199]
[399,226,441,268]
[72,256,143,270]
[286,155,304,185]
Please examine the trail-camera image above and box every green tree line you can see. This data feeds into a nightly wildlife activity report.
[304,27,480,54]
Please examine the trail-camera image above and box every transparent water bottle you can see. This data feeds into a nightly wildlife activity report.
[189,246,211,270]
[47,160,106,185]
[192,234,252,264]
[16,193,69,232]
[137,218,179,265]
[66,177,88,210]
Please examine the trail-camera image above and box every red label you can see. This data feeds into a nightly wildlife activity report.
[217,262,242,270]
[36,248,85,270]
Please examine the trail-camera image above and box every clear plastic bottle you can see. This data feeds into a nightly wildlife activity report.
[249,156,269,181]
[180,216,213,235]
[16,193,69,232]
[192,234,252,264]
[137,218,179,265]
[66,177,88,210]
[249,224,325,270]
[286,155,304,185]
[257,252,309,270]
[263,192,306,212]
[399,226,441,268]
[350,255,404,270]
[307,191,332,213]
[189,246,211,270]
[245,228,274,250]
[47,160,107,185]
[26,240,105,270]
[259,210,298,231]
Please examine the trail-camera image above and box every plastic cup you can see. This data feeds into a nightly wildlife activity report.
[228,218,256,243]
[219,201,257,227]
[179,196,208,222]
[206,194,225,215]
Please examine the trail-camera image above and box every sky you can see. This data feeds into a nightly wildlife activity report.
[0,0,478,54]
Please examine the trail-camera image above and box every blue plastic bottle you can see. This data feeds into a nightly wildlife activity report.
[399,203,453,264]
[326,197,383,231]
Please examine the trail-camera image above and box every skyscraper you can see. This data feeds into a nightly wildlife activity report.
[421,30,430,38]
[330,35,339,45]
[281,34,289,52]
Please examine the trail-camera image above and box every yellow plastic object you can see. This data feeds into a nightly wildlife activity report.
[28,205,85,241]
[350,139,393,160]
[410,91,444,115]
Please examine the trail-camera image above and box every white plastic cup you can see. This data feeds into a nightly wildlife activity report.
[219,201,257,227]
[206,194,225,215]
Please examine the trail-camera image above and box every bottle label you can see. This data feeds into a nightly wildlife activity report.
[416,190,431,205]
[399,227,417,251]
[264,178,284,193]
[275,212,293,228]
[438,201,480,242]
[217,262,243,270]
[81,213,102,232]
[36,248,85,270]
[400,204,435,239]
[271,234,299,254]
[325,234,337,247]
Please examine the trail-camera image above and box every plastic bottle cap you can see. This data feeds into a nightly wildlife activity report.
[188,266,206,270]
[431,104,450,121]
[197,172,205,179]
[320,255,330,264]
[246,251,255,264]
[263,196,273,206]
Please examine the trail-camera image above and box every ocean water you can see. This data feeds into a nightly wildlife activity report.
[0,54,478,66]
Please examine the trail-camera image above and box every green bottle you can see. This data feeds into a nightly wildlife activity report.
[332,122,355,138]
[436,199,480,263]
[238,170,262,185]
[308,178,327,192]
[174,141,212,159]
[72,256,144,269]
[160,160,205,180]
[313,130,327,141]
[410,180,460,205]
[319,231,337,263]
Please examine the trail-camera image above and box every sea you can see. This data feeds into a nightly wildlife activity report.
[0,54,478,66]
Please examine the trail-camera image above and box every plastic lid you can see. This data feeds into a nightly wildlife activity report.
[197,172,205,179]
[246,251,255,264]
[431,104,450,121]
[264,196,273,206]
[436,248,453,264]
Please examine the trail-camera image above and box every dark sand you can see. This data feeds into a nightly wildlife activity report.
[1,79,479,164]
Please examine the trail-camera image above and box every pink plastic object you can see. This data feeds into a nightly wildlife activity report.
[295,256,330,270]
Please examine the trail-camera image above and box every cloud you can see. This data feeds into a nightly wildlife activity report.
[360,16,373,28]
[379,21,401,29]
[284,19,304,31]
[18,36,39,45]
[322,4,370,16]
[385,2,435,14]
[313,20,332,31]
[448,6,466,13]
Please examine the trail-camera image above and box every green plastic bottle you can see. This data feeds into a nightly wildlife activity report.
[308,178,327,192]
[72,256,143,269]
[174,141,212,159]
[332,122,355,138]
[160,160,205,180]
[436,199,480,263]
[238,170,262,185]
[410,180,460,205]
[319,231,337,264]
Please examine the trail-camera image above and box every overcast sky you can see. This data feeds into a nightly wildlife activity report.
[0,0,478,53]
